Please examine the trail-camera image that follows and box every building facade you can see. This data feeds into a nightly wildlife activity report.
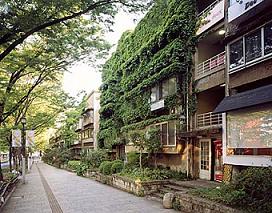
[71,91,100,158]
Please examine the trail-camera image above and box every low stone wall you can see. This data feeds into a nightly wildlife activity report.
[94,172,168,196]
[175,192,241,213]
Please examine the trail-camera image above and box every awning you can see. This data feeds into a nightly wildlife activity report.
[214,84,272,113]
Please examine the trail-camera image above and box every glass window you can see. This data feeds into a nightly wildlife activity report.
[229,38,244,69]
[162,80,169,98]
[168,77,177,95]
[151,87,157,103]
[264,23,272,55]
[168,121,176,145]
[245,30,262,62]
[161,123,168,146]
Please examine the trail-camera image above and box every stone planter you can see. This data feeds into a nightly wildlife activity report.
[175,192,242,213]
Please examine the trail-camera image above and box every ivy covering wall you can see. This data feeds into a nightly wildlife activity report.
[98,0,197,148]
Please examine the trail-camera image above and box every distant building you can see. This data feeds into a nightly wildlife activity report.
[70,90,100,158]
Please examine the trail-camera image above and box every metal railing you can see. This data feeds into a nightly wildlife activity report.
[198,0,222,17]
[196,51,225,79]
[196,112,222,129]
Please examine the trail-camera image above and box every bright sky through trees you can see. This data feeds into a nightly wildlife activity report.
[63,11,142,98]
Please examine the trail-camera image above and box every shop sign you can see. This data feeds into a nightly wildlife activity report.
[228,0,264,22]
[197,0,224,35]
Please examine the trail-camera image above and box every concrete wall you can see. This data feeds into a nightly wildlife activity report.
[155,153,187,172]
[196,87,225,114]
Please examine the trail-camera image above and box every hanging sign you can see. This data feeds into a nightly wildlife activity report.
[26,130,35,147]
[12,130,21,147]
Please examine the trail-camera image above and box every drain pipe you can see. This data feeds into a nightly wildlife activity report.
[186,73,190,178]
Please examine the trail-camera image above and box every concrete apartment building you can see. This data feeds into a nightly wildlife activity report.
[191,0,272,181]
[71,90,100,158]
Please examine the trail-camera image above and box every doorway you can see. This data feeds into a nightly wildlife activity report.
[199,139,212,180]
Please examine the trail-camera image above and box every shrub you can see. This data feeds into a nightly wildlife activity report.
[111,160,124,174]
[67,160,81,171]
[232,167,272,212]
[99,161,114,175]
[76,163,88,176]
[81,149,108,168]
[126,152,139,168]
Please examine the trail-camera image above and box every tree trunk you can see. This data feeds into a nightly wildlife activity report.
[9,140,12,172]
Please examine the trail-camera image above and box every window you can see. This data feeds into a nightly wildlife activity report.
[156,121,176,146]
[227,105,272,156]
[245,30,262,62]
[229,38,244,69]
[264,23,272,55]
[229,22,272,71]
[150,77,177,103]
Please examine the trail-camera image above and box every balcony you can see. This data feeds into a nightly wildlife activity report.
[197,0,224,35]
[196,51,225,80]
[195,112,222,129]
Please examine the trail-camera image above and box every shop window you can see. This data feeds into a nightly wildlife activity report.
[229,38,244,69]
[245,29,262,62]
[264,23,272,55]
[227,105,272,156]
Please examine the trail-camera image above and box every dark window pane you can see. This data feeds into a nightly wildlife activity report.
[162,123,168,145]
[229,39,244,69]
[168,121,176,145]
[245,30,262,62]
[264,23,272,55]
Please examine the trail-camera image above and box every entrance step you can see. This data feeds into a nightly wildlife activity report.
[163,184,190,192]
[146,192,163,203]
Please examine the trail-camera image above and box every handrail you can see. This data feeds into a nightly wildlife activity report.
[198,0,222,17]
[196,112,222,128]
[196,51,225,79]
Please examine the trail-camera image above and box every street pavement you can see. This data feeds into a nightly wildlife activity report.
[2,162,175,213]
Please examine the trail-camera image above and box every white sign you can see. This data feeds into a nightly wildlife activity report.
[197,0,225,35]
[26,130,35,147]
[228,0,264,22]
[12,130,21,147]
[151,99,164,111]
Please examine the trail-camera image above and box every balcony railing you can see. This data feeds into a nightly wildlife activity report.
[196,112,222,129]
[198,0,222,17]
[196,51,225,80]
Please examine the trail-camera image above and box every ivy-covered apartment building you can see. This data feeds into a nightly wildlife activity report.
[98,0,272,181]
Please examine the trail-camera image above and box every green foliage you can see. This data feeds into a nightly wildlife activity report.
[99,0,196,148]
[126,151,140,168]
[99,161,114,175]
[191,167,272,212]
[111,160,124,174]
[81,149,109,168]
[76,163,88,176]
[120,167,187,181]
[42,146,72,167]
[67,160,81,171]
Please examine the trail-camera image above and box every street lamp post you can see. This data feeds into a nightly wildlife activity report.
[21,117,26,184]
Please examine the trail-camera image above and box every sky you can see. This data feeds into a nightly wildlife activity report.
[62,11,142,98]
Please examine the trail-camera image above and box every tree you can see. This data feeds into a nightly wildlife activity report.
[0,0,152,62]
[145,127,161,168]
[128,130,146,170]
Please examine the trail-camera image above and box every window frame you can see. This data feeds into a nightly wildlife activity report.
[155,121,176,147]
[228,21,272,73]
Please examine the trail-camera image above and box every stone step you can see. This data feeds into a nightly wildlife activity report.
[146,192,164,203]
[159,187,172,194]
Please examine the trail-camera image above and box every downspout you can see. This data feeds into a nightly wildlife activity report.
[186,71,190,178]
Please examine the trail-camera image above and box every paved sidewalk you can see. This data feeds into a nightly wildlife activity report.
[2,163,51,213]
[2,162,174,213]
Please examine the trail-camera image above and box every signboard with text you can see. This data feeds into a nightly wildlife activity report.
[228,0,264,22]
[12,130,21,147]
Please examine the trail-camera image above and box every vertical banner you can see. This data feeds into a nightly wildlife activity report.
[12,130,22,147]
[26,130,35,147]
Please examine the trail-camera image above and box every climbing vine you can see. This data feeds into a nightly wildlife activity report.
[98,0,197,148]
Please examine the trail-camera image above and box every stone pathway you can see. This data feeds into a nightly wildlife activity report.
[2,162,174,213]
